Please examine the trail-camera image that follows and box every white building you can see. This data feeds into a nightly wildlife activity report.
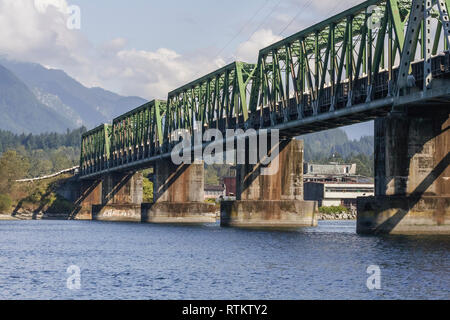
[304,182,374,209]
[204,184,226,200]
[304,162,357,175]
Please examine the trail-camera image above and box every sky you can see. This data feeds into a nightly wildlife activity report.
[0,0,363,101]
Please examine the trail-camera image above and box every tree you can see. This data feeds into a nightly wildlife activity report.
[31,158,54,177]
[143,177,153,202]
[0,194,12,213]
[50,149,73,171]
[0,150,30,193]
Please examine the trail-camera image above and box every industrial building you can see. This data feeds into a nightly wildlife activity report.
[303,162,359,183]
[214,163,374,209]
[304,182,374,209]
[304,162,357,175]
[204,184,226,200]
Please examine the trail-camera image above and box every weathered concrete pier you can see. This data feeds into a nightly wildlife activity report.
[92,172,143,222]
[221,139,317,228]
[357,109,450,234]
[75,162,216,224]
[141,160,216,224]
[74,179,102,220]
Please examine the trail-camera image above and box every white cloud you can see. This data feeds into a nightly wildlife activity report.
[34,0,68,13]
[234,29,283,62]
[0,0,362,101]
[102,48,221,99]
[0,0,90,75]
[0,0,223,100]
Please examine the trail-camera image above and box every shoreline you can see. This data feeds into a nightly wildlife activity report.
[0,215,21,220]
[317,212,357,220]
[0,213,356,221]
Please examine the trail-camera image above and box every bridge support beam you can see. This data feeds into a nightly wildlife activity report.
[357,110,450,234]
[221,139,317,228]
[92,172,143,222]
[141,160,216,224]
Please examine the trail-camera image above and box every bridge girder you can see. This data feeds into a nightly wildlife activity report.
[163,61,257,152]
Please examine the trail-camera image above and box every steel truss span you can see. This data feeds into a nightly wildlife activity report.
[80,0,450,178]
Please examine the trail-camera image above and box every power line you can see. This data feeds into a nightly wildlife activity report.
[216,0,284,63]
[278,0,314,36]
[192,0,272,79]
[213,0,271,60]
[278,0,361,37]
[239,0,285,49]
[199,0,360,79]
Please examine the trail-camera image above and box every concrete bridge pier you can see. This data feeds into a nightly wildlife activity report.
[221,138,318,228]
[91,172,143,222]
[357,109,450,234]
[141,160,217,224]
[71,179,102,220]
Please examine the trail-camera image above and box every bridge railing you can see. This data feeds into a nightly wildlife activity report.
[110,100,166,168]
[80,124,111,176]
[163,61,257,151]
[80,101,167,175]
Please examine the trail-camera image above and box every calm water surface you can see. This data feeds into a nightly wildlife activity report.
[0,220,448,299]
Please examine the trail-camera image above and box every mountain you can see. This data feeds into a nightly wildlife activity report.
[0,59,147,132]
[0,64,75,134]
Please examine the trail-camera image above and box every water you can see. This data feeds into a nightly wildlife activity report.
[0,220,448,300]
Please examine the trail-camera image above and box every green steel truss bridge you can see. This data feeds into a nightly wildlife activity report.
[80,0,450,179]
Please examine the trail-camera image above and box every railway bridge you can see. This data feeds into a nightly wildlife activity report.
[75,0,450,234]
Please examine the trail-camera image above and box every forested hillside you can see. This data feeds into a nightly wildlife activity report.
[0,127,86,178]
[300,129,374,161]
[299,128,375,178]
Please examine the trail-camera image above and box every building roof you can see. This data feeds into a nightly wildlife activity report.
[304,163,356,175]
[305,181,374,187]
[204,184,225,192]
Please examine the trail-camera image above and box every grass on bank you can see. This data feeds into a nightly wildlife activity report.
[318,205,349,214]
